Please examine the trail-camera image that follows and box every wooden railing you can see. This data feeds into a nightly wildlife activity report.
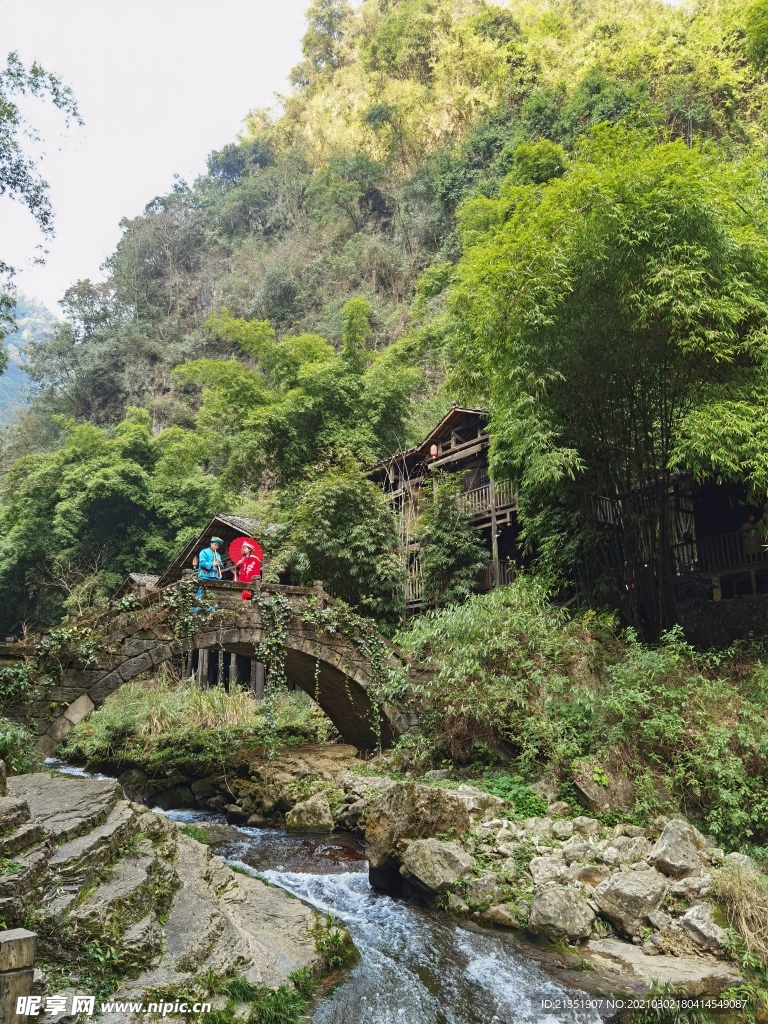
[672,530,768,574]
[405,559,515,605]
[464,479,516,514]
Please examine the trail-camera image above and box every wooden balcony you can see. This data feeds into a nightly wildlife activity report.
[464,479,516,516]
[672,530,768,576]
[405,558,516,606]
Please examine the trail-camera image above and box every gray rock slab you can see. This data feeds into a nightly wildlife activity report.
[586,938,742,996]
[0,796,30,831]
[8,774,121,842]
[70,854,160,924]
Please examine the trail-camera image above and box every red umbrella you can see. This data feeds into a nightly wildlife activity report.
[228,536,263,569]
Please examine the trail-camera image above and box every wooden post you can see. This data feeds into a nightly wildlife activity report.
[251,660,265,701]
[0,929,36,1023]
[489,478,499,585]
[228,652,238,687]
[199,649,209,689]
[186,648,195,680]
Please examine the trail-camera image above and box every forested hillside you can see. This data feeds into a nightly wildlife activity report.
[2,0,768,631]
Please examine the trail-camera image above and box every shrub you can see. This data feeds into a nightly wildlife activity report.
[0,719,39,774]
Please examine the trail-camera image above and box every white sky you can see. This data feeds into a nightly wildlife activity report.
[0,0,309,314]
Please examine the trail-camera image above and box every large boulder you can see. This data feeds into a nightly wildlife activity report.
[285,793,334,832]
[562,836,595,864]
[528,887,596,943]
[399,839,474,893]
[573,766,634,814]
[648,819,707,878]
[679,903,728,950]
[595,868,668,937]
[365,782,471,870]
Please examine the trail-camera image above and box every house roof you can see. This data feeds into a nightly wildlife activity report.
[155,512,260,588]
[112,573,160,600]
[369,406,489,483]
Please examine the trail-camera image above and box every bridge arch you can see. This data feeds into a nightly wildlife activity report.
[25,582,409,757]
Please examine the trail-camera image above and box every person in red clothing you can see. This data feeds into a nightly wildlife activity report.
[235,542,261,600]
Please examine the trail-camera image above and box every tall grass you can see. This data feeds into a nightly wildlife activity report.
[64,668,336,772]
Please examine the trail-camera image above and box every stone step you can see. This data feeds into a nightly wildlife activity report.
[8,774,121,842]
[0,842,51,902]
[48,800,138,886]
[70,853,176,932]
[0,821,45,858]
[0,796,30,831]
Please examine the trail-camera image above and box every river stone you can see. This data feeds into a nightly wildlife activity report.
[285,793,334,832]
[523,816,554,839]
[648,819,707,878]
[399,839,474,893]
[481,903,520,928]
[571,863,611,887]
[365,782,471,870]
[552,820,574,839]
[529,855,569,887]
[725,852,754,870]
[561,836,594,864]
[595,868,668,937]
[465,872,502,906]
[454,785,505,820]
[528,887,595,942]
[572,816,601,837]
[679,903,728,950]
[117,768,151,801]
[549,801,572,817]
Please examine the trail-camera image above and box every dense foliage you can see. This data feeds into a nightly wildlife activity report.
[4,0,768,631]
[449,132,768,631]
[394,576,768,850]
[417,471,487,606]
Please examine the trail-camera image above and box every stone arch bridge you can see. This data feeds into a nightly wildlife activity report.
[0,581,419,757]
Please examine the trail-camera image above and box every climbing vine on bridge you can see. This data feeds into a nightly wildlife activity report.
[251,592,292,692]
[0,623,102,721]
[161,579,216,647]
[301,595,392,749]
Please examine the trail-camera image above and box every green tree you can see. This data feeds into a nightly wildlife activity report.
[289,462,404,621]
[0,52,80,338]
[0,409,222,632]
[450,128,768,633]
[417,472,487,607]
[291,0,352,87]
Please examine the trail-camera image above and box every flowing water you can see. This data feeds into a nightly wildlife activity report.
[47,761,604,1024]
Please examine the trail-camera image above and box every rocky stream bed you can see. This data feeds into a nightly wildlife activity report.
[0,747,756,1021]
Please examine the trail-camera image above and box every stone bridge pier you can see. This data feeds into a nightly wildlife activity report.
[16,582,414,756]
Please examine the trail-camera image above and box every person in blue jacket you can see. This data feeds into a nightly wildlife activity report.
[197,537,224,580]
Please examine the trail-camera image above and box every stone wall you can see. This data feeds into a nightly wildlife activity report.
[677,594,768,647]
